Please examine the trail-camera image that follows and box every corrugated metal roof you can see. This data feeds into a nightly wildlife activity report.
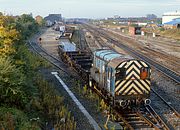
[164,18,180,25]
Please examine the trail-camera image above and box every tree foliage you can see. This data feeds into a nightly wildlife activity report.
[16,14,39,40]
[0,56,27,108]
[0,107,33,130]
[0,13,76,130]
[0,13,41,128]
[0,15,19,56]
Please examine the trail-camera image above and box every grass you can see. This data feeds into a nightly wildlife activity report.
[0,107,33,130]
[35,76,76,130]
[160,29,180,40]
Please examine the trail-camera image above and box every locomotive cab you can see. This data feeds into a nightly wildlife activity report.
[90,49,151,108]
[112,59,151,107]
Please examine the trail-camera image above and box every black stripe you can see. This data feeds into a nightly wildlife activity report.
[126,67,151,92]
[132,80,146,93]
[126,73,139,80]
[126,68,140,78]
[120,81,135,94]
[117,62,127,68]
[126,62,141,71]
[116,76,150,94]
[125,87,141,95]
[116,80,132,93]
[115,79,129,89]
[143,79,151,86]
[116,62,127,69]
[132,75,150,92]
[136,60,147,68]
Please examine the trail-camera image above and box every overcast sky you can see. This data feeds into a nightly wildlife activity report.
[0,0,180,18]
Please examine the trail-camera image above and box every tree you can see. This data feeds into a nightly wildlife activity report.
[16,14,39,40]
[0,56,26,107]
[0,15,19,56]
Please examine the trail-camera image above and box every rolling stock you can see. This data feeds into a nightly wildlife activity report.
[89,49,151,108]
[58,41,151,109]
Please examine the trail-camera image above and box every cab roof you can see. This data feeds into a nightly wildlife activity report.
[95,49,123,61]
[94,49,133,68]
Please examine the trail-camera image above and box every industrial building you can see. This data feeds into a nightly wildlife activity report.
[164,18,180,29]
[162,11,180,24]
[44,14,62,23]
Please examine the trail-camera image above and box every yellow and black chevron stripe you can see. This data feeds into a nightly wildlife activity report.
[115,60,151,96]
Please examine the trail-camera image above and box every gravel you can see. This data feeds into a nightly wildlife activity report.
[35,28,122,130]
[151,69,180,112]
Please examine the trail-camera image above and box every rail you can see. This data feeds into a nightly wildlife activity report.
[84,24,180,84]
[28,40,102,130]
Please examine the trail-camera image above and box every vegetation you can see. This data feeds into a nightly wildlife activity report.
[0,13,76,129]
[143,27,180,40]
[160,29,180,40]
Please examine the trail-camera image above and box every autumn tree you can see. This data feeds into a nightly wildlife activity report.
[0,15,19,56]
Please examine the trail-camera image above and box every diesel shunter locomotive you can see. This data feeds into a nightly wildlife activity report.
[89,49,151,108]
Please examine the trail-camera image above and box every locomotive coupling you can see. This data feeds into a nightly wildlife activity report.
[144,99,151,105]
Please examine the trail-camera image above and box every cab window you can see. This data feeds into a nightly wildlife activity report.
[115,68,126,80]
[140,67,149,79]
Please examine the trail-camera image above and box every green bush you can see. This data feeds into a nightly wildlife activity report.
[0,107,33,130]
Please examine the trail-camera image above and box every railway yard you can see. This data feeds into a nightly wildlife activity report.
[29,23,180,130]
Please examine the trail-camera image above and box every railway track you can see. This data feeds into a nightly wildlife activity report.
[84,27,107,48]
[82,24,179,129]
[151,88,180,129]
[28,40,86,82]
[28,40,102,130]
[84,24,180,84]
[113,107,166,130]
[93,86,169,130]
[28,41,69,73]
[29,28,179,130]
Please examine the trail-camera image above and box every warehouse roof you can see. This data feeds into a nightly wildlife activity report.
[164,18,180,25]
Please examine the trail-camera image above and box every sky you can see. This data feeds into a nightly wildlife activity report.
[0,0,180,18]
